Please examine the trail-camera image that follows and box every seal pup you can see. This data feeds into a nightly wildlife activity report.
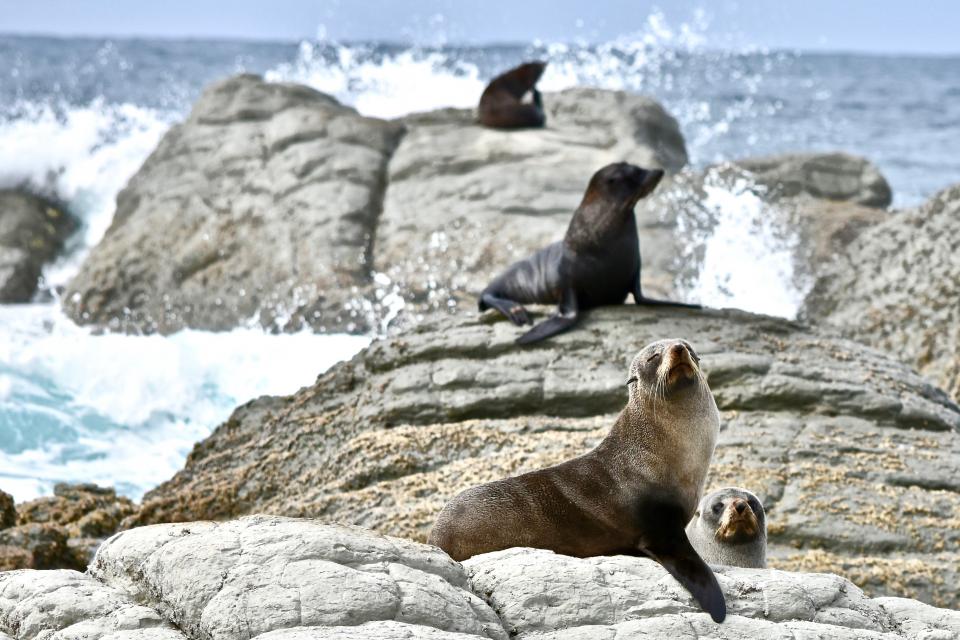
[429,339,726,622]
[478,61,547,129]
[479,162,700,344]
[686,487,767,569]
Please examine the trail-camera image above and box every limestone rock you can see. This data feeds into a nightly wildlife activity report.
[375,87,689,322]
[464,547,960,639]
[0,569,185,639]
[804,183,960,402]
[63,74,405,334]
[90,516,506,640]
[130,306,960,607]
[0,189,76,303]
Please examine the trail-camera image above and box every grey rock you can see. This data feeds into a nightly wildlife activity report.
[255,622,488,639]
[0,189,76,303]
[0,569,185,640]
[464,547,960,639]
[90,516,506,640]
[804,182,960,402]
[129,306,960,608]
[63,74,405,334]
[375,87,689,322]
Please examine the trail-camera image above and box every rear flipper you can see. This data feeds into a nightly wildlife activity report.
[479,292,531,326]
[516,288,578,345]
[516,313,578,344]
[487,103,545,129]
[643,532,726,623]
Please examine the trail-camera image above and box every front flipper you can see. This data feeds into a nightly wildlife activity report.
[516,288,577,345]
[643,534,726,623]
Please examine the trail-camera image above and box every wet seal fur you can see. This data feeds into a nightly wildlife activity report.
[429,339,726,623]
[686,487,767,569]
[479,162,700,344]
[478,61,547,129]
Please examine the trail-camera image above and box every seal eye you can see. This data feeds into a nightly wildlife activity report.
[711,502,724,516]
[647,352,660,363]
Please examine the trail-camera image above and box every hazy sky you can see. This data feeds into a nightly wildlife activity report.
[2,0,958,55]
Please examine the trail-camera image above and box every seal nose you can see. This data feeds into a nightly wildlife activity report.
[734,500,747,514]
[671,343,686,358]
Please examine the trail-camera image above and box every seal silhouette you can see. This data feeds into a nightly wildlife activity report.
[479,162,700,344]
[686,487,767,569]
[429,339,726,623]
[478,61,547,129]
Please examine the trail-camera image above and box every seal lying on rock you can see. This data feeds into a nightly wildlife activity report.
[479,162,700,344]
[478,61,547,129]
[686,487,767,569]
[430,339,726,622]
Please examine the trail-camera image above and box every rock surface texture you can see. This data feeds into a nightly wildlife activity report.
[129,307,960,608]
[3,517,960,640]
[805,183,960,402]
[0,483,135,572]
[63,74,405,334]
[0,189,76,303]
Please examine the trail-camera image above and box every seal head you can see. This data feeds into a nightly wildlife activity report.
[686,487,767,568]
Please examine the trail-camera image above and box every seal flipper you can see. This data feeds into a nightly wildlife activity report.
[632,271,702,309]
[643,533,726,623]
[516,288,578,344]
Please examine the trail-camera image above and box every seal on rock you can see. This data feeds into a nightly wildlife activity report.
[479,162,700,344]
[478,61,547,129]
[429,339,726,622]
[686,487,767,569]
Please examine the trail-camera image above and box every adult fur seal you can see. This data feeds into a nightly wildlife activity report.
[429,339,726,622]
[478,61,547,129]
[686,487,767,569]
[479,162,700,345]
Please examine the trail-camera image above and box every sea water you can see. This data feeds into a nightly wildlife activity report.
[1,13,958,501]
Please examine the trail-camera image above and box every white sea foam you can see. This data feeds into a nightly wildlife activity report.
[0,304,369,501]
[0,101,175,288]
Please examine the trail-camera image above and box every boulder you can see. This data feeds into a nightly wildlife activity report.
[0,189,76,302]
[375,88,689,322]
[0,483,136,571]
[465,547,960,638]
[90,516,506,640]
[130,306,960,608]
[63,74,405,334]
[805,183,960,402]
[3,518,960,639]
[633,153,892,307]
[0,569,185,639]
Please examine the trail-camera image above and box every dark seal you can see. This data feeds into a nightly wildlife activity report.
[429,339,726,623]
[479,162,700,344]
[686,487,767,569]
[478,61,547,129]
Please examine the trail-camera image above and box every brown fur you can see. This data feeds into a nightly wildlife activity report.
[478,61,547,129]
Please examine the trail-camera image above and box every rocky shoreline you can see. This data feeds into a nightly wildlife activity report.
[3,73,960,636]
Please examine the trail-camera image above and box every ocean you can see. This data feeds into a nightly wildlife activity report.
[1,26,958,502]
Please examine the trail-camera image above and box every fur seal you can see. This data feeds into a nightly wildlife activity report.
[479,162,700,344]
[478,61,547,129]
[429,339,726,622]
[686,487,767,569]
